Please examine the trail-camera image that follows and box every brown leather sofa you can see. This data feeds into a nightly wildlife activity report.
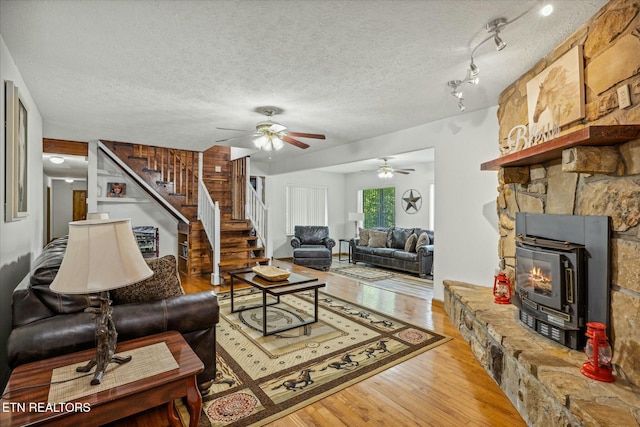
[7,236,219,390]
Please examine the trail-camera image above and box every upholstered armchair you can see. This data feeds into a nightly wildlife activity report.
[290,225,335,271]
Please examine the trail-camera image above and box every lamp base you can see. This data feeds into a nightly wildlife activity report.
[77,291,131,385]
[76,354,132,385]
[580,361,614,382]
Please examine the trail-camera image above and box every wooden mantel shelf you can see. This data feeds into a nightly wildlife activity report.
[480,125,640,171]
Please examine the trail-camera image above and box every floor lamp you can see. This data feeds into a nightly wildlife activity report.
[50,218,153,385]
[348,212,364,238]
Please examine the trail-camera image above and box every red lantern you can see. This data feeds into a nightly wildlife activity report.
[580,322,614,382]
[493,272,512,304]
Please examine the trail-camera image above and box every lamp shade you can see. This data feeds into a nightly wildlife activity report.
[348,212,364,222]
[50,219,153,294]
[86,212,110,220]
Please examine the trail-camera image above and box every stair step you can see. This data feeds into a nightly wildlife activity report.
[221,227,253,233]
[182,204,198,208]
[220,246,265,254]
[142,168,161,173]
[221,236,259,244]
[156,181,173,185]
[169,193,186,196]
[219,257,269,268]
[128,156,147,161]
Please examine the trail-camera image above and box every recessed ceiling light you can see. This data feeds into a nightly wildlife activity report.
[50,156,65,164]
[541,4,554,17]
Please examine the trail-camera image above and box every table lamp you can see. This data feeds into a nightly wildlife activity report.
[50,218,153,385]
[348,212,364,238]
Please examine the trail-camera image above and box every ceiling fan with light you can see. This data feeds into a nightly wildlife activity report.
[375,158,415,178]
[216,107,326,151]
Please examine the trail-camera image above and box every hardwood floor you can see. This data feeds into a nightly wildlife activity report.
[111,259,525,427]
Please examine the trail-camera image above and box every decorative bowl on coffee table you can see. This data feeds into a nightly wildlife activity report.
[252,266,291,281]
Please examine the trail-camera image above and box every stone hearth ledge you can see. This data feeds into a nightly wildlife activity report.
[443,280,640,426]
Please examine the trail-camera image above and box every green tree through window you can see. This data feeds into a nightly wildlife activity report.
[363,187,395,228]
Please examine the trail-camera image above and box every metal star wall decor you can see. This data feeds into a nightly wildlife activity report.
[401,189,422,214]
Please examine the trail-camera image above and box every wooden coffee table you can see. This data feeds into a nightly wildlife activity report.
[229,269,326,336]
[0,331,203,427]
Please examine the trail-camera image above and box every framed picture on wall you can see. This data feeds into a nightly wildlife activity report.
[106,182,127,198]
[526,45,585,133]
[4,80,29,221]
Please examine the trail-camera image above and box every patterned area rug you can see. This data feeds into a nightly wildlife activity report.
[331,265,397,281]
[176,289,451,426]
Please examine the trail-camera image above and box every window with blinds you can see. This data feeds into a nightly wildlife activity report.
[363,187,395,228]
[286,185,328,235]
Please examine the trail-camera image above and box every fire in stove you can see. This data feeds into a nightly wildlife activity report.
[529,266,552,294]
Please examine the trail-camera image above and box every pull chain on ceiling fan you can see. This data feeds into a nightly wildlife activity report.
[216,107,326,151]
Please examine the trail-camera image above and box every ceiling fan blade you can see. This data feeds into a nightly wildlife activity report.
[395,168,415,172]
[287,132,326,140]
[283,135,310,149]
[269,123,287,133]
[216,127,249,132]
[216,135,248,143]
[393,170,410,175]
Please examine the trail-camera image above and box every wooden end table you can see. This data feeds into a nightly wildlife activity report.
[0,331,203,427]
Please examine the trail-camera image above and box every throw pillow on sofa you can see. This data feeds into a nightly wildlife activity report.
[358,228,370,246]
[111,255,184,304]
[368,230,387,248]
[416,232,430,248]
[390,227,414,249]
[405,233,417,252]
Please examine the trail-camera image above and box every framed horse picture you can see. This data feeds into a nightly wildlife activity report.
[5,80,29,221]
[526,45,585,135]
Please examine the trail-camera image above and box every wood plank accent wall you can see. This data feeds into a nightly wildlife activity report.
[231,157,247,220]
[202,146,232,220]
[43,138,88,156]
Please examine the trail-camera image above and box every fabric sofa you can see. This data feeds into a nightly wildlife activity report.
[7,236,219,390]
[350,227,434,278]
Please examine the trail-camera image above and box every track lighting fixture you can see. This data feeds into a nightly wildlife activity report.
[469,59,479,77]
[486,18,508,51]
[446,2,554,112]
[493,32,507,51]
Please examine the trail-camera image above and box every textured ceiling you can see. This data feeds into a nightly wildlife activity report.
[1,0,607,169]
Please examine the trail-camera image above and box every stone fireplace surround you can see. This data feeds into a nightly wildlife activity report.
[494,0,640,390]
[444,281,640,426]
[443,1,640,425]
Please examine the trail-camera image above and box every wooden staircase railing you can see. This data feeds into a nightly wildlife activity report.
[246,181,269,258]
[198,177,221,285]
[102,140,199,221]
[100,141,266,284]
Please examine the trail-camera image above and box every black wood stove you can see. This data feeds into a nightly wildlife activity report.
[513,213,610,350]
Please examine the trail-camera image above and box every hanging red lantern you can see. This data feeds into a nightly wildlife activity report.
[493,272,512,304]
[580,322,614,382]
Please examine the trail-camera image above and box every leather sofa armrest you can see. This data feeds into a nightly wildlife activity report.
[351,238,360,247]
[417,244,434,255]
[291,237,302,248]
[113,291,219,340]
[12,274,55,328]
[8,291,219,369]
[324,238,336,249]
